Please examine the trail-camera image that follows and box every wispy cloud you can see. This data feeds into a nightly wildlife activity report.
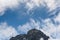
[17,16,60,40]
[25,0,59,11]
[54,12,60,23]
[0,0,59,16]
[17,19,39,34]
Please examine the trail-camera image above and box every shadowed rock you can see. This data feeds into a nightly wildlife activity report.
[10,29,49,40]
[10,34,27,40]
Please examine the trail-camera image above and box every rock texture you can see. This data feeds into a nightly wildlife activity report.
[10,29,49,40]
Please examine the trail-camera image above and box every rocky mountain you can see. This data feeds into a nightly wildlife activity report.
[10,29,49,40]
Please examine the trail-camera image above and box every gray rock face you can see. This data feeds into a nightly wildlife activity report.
[10,29,49,40]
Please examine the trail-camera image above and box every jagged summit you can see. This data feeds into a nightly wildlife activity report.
[10,29,49,40]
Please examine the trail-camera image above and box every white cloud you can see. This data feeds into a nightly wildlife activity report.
[54,12,60,23]
[53,12,60,38]
[0,0,20,16]
[56,0,60,7]
[43,19,56,33]
[42,14,60,39]
[25,0,44,11]
[25,0,59,11]
[18,23,32,34]
[0,22,18,40]
[17,18,40,34]
[44,0,57,11]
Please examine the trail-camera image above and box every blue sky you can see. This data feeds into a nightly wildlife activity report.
[0,5,49,27]
[0,0,60,40]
